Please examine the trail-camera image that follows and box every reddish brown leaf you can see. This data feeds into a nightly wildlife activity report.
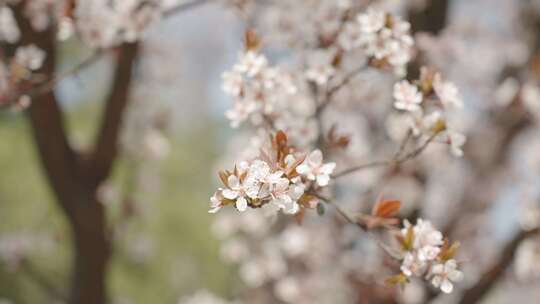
[244,29,261,51]
[218,171,229,186]
[372,199,401,218]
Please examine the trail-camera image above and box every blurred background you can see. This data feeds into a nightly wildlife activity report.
[1,0,540,303]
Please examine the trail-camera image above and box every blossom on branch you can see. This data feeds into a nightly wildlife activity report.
[339,8,414,75]
[391,219,463,293]
[209,132,333,215]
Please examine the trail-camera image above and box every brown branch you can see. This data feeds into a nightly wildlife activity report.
[10,2,79,214]
[457,228,539,304]
[163,0,214,17]
[333,131,440,178]
[407,0,451,35]
[406,0,452,80]
[89,42,140,185]
[315,63,368,115]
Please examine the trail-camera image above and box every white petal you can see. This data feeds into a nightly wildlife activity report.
[208,206,222,214]
[228,175,240,188]
[236,197,248,212]
[309,150,323,165]
[296,164,310,175]
[431,263,444,275]
[445,259,458,271]
[431,276,442,288]
[441,279,454,293]
[316,174,330,187]
[222,189,239,200]
[448,270,464,282]
[320,162,336,175]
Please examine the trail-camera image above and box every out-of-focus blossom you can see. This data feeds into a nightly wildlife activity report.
[430,259,464,293]
[296,150,336,187]
[15,44,46,71]
[339,8,414,75]
[0,6,20,43]
[433,74,463,108]
[393,80,423,112]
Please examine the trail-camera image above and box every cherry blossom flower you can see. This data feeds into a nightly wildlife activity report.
[447,131,466,157]
[296,150,336,187]
[410,219,443,261]
[221,51,298,128]
[393,80,423,112]
[15,45,46,71]
[433,74,463,108]
[430,259,463,293]
[234,51,268,77]
[0,6,20,43]
[401,252,427,277]
[357,8,385,34]
[339,8,414,75]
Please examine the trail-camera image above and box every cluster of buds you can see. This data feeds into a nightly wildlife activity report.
[339,8,414,76]
[222,31,297,128]
[390,219,463,293]
[209,131,335,215]
[391,67,466,156]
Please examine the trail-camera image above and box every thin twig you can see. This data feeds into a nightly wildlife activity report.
[332,131,441,179]
[26,51,103,99]
[316,63,369,115]
[312,193,402,259]
[332,160,391,178]
[163,0,214,17]
[394,129,413,160]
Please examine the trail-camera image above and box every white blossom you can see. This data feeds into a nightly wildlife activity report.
[433,74,463,108]
[430,259,463,293]
[393,80,423,112]
[0,6,20,43]
[296,150,336,187]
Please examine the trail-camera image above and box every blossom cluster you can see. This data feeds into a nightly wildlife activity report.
[0,43,46,108]
[210,132,335,215]
[339,8,414,76]
[391,67,466,156]
[75,0,175,48]
[222,50,298,128]
[395,219,463,293]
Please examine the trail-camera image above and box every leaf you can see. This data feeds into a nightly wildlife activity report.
[372,199,401,218]
[385,273,408,287]
[218,171,229,186]
[286,153,306,178]
[395,226,415,251]
[294,207,306,225]
[439,239,460,261]
[275,130,288,149]
[244,29,261,51]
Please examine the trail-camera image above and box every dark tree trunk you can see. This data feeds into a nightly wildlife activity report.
[10,2,139,303]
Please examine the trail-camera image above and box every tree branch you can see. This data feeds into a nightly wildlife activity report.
[10,2,82,215]
[163,0,214,18]
[457,228,539,304]
[89,43,140,185]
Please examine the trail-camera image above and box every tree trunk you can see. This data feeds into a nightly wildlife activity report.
[10,2,138,302]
